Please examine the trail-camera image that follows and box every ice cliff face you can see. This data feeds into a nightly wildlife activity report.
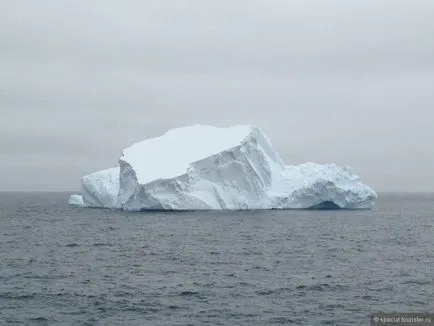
[71,125,377,211]
[68,194,85,207]
[81,167,120,208]
[118,125,286,210]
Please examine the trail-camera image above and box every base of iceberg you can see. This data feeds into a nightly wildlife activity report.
[69,125,377,211]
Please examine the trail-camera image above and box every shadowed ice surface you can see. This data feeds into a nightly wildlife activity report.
[0,192,433,325]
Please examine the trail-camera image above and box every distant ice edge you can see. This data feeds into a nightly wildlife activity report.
[68,194,85,207]
[68,125,377,211]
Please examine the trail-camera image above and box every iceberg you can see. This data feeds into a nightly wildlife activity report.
[270,163,376,209]
[118,125,286,210]
[68,194,85,207]
[70,125,377,210]
[81,167,120,208]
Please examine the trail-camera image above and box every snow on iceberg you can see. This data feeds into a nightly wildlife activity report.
[68,194,85,207]
[118,125,286,210]
[70,125,377,210]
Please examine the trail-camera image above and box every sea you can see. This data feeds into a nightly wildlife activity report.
[0,192,433,325]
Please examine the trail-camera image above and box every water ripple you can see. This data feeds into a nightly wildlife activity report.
[0,192,433,325]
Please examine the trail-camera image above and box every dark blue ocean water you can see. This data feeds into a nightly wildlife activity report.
[0,193,433,325]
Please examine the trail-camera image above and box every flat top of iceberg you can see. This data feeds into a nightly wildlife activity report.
[120,125,253,184]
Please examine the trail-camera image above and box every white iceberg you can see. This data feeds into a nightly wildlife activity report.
[81,167,120,208]
[271,163,376,209]
[70,125,377,210]
[68,194,85,207]
[118,125,287,210]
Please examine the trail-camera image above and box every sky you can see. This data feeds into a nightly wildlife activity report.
[1,0,433,192]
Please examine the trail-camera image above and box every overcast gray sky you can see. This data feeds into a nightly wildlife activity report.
[1,0,433,192]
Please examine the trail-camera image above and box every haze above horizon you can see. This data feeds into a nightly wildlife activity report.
[1,0,433,192]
